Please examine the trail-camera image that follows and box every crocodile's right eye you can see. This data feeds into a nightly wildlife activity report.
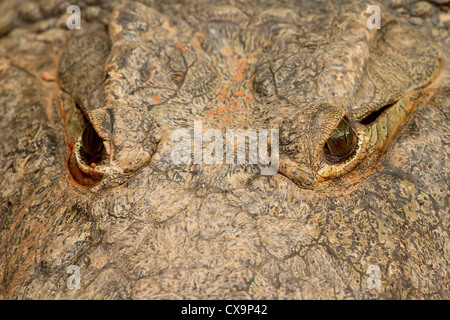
[324,118,357,163]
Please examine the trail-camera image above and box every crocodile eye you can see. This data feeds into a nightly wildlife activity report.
[81,122,104,165]
[324,118,357,162]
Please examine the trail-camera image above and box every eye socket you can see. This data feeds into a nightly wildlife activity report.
[81,122,104,165]
[324,118,357,163]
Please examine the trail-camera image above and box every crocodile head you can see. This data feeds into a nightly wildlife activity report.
[0,0,448,299]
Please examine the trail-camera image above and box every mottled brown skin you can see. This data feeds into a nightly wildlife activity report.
[0,0,449,299]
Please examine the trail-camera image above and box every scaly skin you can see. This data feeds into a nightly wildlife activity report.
[0,0,449,299]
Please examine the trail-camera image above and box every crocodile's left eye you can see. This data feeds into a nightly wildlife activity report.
[81,122,104,165]
[324,118,357,163]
